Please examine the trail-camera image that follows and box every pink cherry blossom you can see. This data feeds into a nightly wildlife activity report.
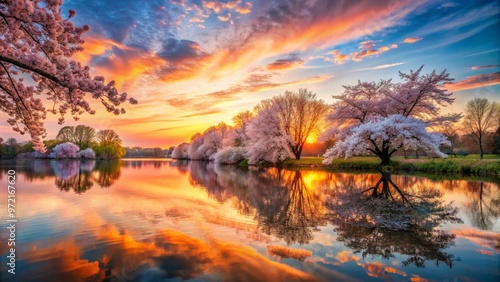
[0,0,137,152]
[323,67,461,165]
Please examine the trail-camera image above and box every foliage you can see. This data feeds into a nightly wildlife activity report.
[212,146,246,164]
[96,129,122,146]
[171,143,190,159]
[49,142,80,158]
[188,123,228,160]
[398,158,500,177]
[223,110,253,147]
[245,104,294,165]
[0,137,19,158]
[327,172,462,267]
[493,128,500,154]
[0,0,137,152]
[324,115,449,164]
[93,143,125,159]
[125,147,166,158]
[323,66,460,166]
[56,125,96,149]
[256,89,329,159]
[77,148,96,159]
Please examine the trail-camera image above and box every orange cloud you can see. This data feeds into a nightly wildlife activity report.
[328,50,351,64]
[361,261,407,279]
[445,72,500,92]
[72,36,135,65]
[335,250,360,264]
[359,40,376,50]
[410,276,430,282]
[72,36,165,90]
[211,0,420,76]
[453,227,500,252]
[267,245,313,261]
[352,44,398,62]
[477,249,494,256]
[189,17,205,23]
[217,12,232,22]
[202,0,252,14]
[403,37,422,43]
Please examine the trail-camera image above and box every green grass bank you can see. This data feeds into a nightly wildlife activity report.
[282,156,500,178]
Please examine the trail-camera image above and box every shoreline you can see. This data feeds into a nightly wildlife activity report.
[280,156,500,178]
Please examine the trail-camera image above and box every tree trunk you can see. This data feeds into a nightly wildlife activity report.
[292,144,303,160]
[378,154,392,167]
[479,144,484,159]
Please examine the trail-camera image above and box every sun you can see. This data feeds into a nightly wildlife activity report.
[306,135,317,144]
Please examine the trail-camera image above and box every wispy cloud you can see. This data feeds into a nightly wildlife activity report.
[351,43,398,62]
[417,1,499,36]
[149,126,192,133]
[466,48,500,57]
[471,65,500,70]
[266,56,304,71]
[445,72,500,92]
[403,37,422,43]
[181,109,222,118]
[328,50,350,64]
[166,74,333,111]
[108,114,179,127]
[352,62,406,72]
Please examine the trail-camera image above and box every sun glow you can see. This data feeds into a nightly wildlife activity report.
[306,135,317,144]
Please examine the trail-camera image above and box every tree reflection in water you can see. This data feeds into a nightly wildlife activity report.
[464,181,500,230]
[184,162,466,267]
[253,169,327,245]
[187,163,327,244]
[50,159,122,193]
[327,171,462,268]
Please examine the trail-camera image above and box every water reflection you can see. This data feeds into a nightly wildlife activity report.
[0,159,122,193]
[464,182,500,230]
[0,160,498,281]
[186,162,327,244]
[184,163,468,268]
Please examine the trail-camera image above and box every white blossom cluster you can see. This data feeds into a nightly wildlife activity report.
[47,142,95,159]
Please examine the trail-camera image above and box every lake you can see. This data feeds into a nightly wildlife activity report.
[0,159,499,282]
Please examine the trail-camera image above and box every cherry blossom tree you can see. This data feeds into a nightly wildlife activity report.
[222,110,253,148]
[257,89,329,159]
[188,123,228,160]
[212,146,246,164]
[0,0,137,152]
[245,104,294,165]
[77,147,96,159]
[49,141,79,158]
[171,142,189,159]
[50,159,79,179]
[324,115,450,164]
[323,66,461,166]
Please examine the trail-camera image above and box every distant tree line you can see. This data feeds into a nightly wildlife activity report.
[124,146,173,158]
[0,125,126,159]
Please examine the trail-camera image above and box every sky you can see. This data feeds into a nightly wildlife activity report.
[1,0,500,148]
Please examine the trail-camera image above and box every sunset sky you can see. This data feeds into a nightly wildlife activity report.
[1,0,500,148]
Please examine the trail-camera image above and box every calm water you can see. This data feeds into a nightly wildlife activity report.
[0,159,499,282]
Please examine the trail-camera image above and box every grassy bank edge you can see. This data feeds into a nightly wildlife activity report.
[281,156,500,178]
